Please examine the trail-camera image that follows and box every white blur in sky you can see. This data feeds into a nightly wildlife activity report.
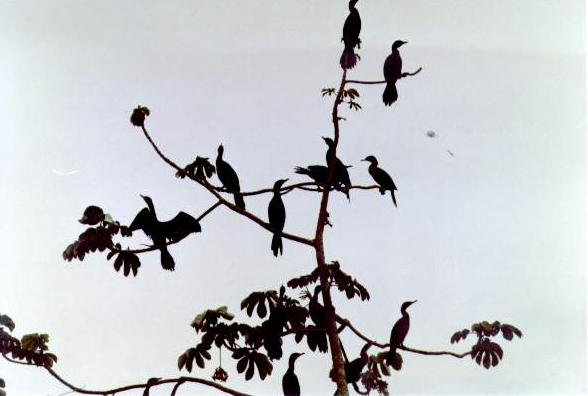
[0,1,585,395]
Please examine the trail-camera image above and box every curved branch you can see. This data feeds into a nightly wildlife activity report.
[335,316,471,359]
[345,67,423,85]
[45,366,250,396]
[2,355,250,396]
[138,125,314,247]
[400,345,471,359]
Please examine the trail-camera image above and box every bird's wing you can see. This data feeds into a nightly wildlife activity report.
[217,161,241,192]
[384,52,402,81]
[128,208,154,237]
[268,196,286,231]
[342,10,361,43]
[375,168,396,190]
[161,212,201,241]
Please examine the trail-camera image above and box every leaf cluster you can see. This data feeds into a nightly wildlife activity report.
[451,320,522,369]
[0,313,58,371]
[176,156,216,182]
[63,206,122,262]
[130,105,150,127]
[108,249,141,277]
[287,261,370,302]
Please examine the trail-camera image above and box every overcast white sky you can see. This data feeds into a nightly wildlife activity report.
[0,1,585,395]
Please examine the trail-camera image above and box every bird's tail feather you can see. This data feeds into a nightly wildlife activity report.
[271,233,283,257]
[340,48,357,69]
[383,82,398,106]
[161,248,175,271]
[391,190,397,207]
[234,193,245,210]
[294,166,310,176]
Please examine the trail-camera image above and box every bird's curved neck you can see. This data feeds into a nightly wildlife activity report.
[145,200,156,216]
[400,307,409,317]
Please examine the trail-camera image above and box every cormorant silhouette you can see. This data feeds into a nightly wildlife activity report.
[383,40,407,106]
[340,0,361,69]
[295,165,329,187]
[362,155,398,207]
[305,286,329,353]
[344,343,370,385]
[282,352,304,396]
[323,137,351,200]
[216,145,245,209]
[268,179,288,257]
[128,195,201,271]
[387,300,416,364]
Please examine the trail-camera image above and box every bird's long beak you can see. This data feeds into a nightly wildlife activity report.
[402,41,408,45]
[411,300,418,304]
[281,178,289,183]
[361,158,368,162]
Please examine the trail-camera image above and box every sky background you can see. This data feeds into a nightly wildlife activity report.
[0,0,585,395]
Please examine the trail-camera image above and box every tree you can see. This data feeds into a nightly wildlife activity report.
[1,2,523,395]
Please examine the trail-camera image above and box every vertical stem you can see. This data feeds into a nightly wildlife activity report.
[314,70,348,395]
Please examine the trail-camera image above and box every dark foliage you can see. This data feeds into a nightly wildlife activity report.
[130,105,150,127]
[0,312,58,393]
[451,321,522,370]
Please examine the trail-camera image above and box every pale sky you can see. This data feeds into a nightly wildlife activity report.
[0,1,585,395]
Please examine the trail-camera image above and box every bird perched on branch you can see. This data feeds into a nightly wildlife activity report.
[216,145,245,209]
[282,352,304,396]
[387,300,417,364]
[128,195,201,271]
[340,0,361,69]
[383,40,407,106]
[344,343,371,385]
[362,155,398,207]
[268,179,288,257]
[294,165,329,187]
[323,137,351,200]
[303,286,329,353]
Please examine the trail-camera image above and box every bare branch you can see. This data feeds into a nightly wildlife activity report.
[3,355,251,396]
[345,67,423,85]
[334,316,472,359]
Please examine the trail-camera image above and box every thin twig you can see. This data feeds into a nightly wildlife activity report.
[345,67,423,85]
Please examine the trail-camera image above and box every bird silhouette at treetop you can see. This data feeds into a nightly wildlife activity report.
[323,137,352,200]
[268,178,288,257]
[387,300,417,365]
[383,40,407,106]
[340,0,361,69]
[127,195,201,271]
[282,352,304,396]
[216,145,246,209]
[362,155,398,207]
